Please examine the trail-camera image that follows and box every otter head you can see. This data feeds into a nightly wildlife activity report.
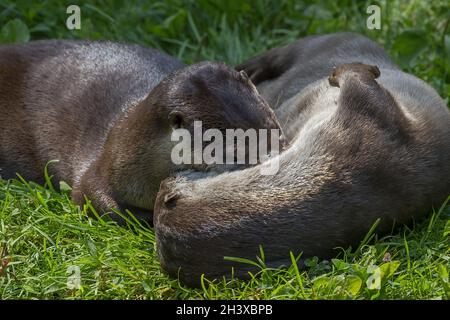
[144,61,288,174]
[106,62,288,211]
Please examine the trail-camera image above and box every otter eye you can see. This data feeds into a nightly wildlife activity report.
[168,110,185,129]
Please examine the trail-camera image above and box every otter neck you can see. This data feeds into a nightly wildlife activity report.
[96,99,171,210]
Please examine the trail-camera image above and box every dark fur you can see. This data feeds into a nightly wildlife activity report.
[154,33,450,286]
[0,40,283,223]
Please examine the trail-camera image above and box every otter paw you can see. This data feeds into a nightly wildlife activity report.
[328,62,380,88]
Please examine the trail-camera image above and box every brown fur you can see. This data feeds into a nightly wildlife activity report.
[0,40,283,223]
[153,33,450,286]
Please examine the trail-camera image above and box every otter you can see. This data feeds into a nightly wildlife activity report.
[0,40,284,223]
[154,32,450,286]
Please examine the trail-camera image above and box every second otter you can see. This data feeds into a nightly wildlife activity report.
[0,40,284,222]
[154,33,450,286]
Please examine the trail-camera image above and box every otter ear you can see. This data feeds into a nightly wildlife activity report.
[168,110,186,129]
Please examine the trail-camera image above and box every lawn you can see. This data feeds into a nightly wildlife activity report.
[0,0,449,299]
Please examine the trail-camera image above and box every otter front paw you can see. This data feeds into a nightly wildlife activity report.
[328,62,380,88]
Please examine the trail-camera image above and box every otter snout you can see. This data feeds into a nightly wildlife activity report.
[153,177,257,286]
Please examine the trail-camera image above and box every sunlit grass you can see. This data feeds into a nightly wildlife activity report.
[0,177,448,299]
[0,0,449,299]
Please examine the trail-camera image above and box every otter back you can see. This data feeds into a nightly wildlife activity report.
[0,40,184,184]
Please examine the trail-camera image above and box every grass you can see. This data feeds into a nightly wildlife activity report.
[0,0,449,299]
[1,178,449,299]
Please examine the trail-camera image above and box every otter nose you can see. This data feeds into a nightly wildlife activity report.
[154,177,180,215]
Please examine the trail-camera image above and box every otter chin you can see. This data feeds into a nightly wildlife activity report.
[0,40,285,224]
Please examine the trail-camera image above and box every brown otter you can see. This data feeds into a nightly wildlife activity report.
[0,40,284,223]
[154,32,450,286]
